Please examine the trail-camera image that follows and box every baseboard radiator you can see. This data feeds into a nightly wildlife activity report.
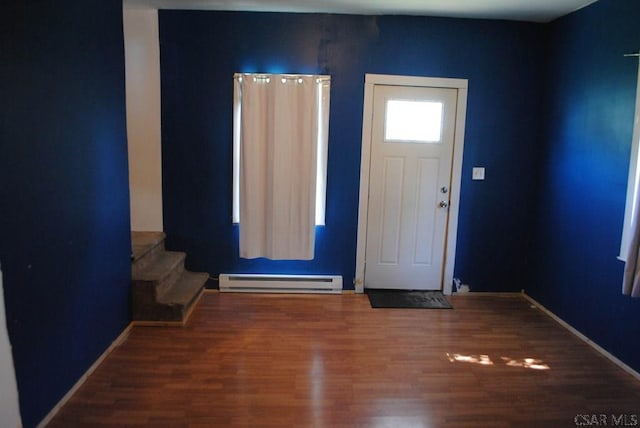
[219,274,343,294]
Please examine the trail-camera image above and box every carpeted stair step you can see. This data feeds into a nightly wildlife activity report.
[133,270,208,323]
[130,231,208,324]
[132,251,186,300]
[131,231,166,270]
[156,271,209,320]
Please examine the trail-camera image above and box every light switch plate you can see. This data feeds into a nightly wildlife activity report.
[472,167,485,180]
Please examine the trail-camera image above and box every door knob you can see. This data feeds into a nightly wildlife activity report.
[439,201,449,208]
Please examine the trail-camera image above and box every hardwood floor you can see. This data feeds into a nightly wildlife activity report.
[47,292,640,427]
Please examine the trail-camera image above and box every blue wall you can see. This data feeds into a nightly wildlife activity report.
[0,1,131,426]
[159,12,546,291]
[531,0,640,373]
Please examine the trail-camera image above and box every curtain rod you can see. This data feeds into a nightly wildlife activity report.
[233,72,330,81]
[624,52,640,58]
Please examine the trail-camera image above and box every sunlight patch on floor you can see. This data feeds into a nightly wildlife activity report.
[446,353,550,370]
[446,353,493,366]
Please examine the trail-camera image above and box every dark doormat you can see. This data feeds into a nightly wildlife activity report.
[367,289,452,309]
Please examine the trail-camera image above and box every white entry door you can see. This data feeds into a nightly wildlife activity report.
[364,85,458,290]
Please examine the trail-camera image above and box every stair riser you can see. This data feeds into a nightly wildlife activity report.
[131,281,158,307]
[132,303,185,322]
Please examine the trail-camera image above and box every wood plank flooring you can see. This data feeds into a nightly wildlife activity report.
[47,293,640,427]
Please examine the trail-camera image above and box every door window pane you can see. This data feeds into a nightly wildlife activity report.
[384,99,443,143]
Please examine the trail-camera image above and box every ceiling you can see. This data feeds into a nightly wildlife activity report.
[125,0,598,23]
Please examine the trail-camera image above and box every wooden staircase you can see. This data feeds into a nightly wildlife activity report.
[131,232,207,325]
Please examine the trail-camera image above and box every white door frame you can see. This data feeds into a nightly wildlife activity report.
[355,74,468,295]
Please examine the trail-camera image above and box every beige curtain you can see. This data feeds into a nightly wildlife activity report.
[623,59,640,298]
[624,202,640,297]
[238,75,319,260]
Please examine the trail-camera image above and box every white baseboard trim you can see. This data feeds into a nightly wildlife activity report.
[522,291,640,383]
[36,323,133,428]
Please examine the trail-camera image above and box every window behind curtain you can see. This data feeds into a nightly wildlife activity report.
[232,73,330,227]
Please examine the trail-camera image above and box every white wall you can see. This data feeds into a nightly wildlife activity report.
[124,7,164,232]
[0,263,22,427]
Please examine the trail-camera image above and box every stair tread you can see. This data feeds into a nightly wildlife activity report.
[132,251,185,281]
[131,231,166,261]
[158,271,208,306]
